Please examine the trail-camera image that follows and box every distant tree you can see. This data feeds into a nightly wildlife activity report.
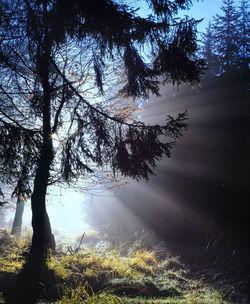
[212,0,240,74]
[11,196,24,237]
[0,0,204,259]
[201,21,219,76]
[237,0,249,76]
[200,0,249,88]
[237,0,249,58]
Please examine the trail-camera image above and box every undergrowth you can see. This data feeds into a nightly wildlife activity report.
[0,229,30,273]
[47,247,157,281]
[0,292,4,304]
[58,282,122,304]
[0,229,235,304]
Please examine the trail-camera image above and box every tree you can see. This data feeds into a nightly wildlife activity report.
[200,0,249,88]
[0,0,204,259]
[201,21,219,76]
[212,0,240,74]
[237,0,249,77]
[11,197,25,237]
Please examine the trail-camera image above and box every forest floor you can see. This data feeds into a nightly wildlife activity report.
[0,228,248,304]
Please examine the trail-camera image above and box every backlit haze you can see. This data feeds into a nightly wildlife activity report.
[2,0,248,246]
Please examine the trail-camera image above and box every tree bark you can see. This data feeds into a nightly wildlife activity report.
[29,5,55,258]
[11,196,24,238]
[30,154,55,259]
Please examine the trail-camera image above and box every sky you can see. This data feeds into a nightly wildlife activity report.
[184,0,224,31]
[183,0,241,33]
[139,0,242,34]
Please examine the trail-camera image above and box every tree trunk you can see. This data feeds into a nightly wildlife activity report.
[30,143,55,259]
[11,196,24,238]
[28,2,56,260]
[29,74,55,258]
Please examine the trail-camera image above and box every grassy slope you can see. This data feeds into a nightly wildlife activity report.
[0,229,248,304]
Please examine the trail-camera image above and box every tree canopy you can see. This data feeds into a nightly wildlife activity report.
[0,0,204,256]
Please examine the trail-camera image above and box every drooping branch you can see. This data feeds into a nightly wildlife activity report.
[0,109,41,134]
[52,59,187,134]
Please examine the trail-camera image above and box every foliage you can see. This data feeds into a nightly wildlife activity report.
[0,0,202,197]
[201,0,249,81]
[213,0,241,73]
[0,0,204,254]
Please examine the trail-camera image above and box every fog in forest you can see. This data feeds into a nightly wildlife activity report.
[2,79,249,249]
[0,1,249,303]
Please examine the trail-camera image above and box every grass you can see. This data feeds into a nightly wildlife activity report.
[46,245,231,304]
[46,247,157,282]
[0,292,4,304]
[58,282,122,304]
[0,229,30,273]
[0,229,238,304]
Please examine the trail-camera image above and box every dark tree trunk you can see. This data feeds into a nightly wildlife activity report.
[29,96,56,259]
[11,196,24,238]
[29,126,55,259]
[29,6,55,258]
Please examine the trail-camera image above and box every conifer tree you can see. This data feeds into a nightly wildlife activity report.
[0,0,204,258]
[201,21,219,76]
[212,0,240,74]
[237,0,249,74]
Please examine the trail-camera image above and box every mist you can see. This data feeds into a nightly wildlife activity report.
[0,1,249,303]
[82,78,249,247]
[2,77,249,248]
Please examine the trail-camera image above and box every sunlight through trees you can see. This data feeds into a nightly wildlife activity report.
[0,0,203,259]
